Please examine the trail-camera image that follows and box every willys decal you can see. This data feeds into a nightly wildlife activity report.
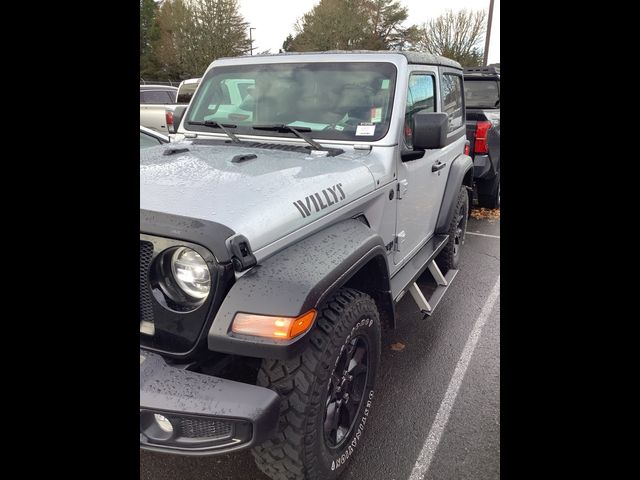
[293,183,346,219]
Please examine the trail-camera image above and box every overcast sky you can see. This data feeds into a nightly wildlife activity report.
[238,0,500,64]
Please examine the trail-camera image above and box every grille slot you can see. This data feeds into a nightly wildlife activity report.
[140,241,154,323]
[178,418,233,439]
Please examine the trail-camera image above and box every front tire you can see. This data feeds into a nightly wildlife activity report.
[252,288,381,480]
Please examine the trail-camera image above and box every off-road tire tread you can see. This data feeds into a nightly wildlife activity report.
[251,288,378,480]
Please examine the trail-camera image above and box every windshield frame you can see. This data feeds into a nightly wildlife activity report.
[183,61,398,143]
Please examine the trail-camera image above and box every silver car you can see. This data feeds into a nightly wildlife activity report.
[139,125,169,149]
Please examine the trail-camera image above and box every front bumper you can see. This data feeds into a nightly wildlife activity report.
[140,350,280,455]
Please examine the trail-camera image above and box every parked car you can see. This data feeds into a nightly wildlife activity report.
[140,85,178,104]
[176,78,201,105]
[140,125,169,149]
[140,85,179,135]
[140,51,473,480]
[463,66,500,208]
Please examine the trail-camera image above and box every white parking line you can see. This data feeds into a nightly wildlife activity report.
[408,276,500,480]
[466,231,500,239]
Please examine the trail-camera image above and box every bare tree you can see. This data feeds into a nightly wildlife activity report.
[416,9,487,67]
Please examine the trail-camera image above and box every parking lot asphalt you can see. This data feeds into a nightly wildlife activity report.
[140,215,500,480]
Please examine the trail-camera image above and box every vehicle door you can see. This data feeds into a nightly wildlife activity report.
[393,67,449,265]
[436,66,467,203]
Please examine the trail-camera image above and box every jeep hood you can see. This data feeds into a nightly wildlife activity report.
[140,142,376,252]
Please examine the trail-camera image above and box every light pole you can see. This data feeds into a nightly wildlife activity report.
[483,0,495,66]
[249,27,256,56]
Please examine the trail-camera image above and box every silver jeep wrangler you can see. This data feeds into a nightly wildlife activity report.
[140,51,473,480]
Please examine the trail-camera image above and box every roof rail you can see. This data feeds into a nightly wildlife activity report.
[463,66,499,75]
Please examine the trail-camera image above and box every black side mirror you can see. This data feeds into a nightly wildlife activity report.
[172,106,188,133]
[412,112,448,150]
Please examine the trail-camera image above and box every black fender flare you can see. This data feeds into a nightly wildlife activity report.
[208,219,390,359]
[435,154,474,234]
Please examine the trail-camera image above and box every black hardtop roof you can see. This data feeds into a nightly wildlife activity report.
[463,65,500,78]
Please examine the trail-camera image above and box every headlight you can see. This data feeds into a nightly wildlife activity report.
[170,247,211,299]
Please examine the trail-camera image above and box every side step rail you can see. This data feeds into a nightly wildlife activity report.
[407,260,459,316]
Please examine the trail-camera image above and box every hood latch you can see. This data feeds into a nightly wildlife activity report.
[228,234,257,272]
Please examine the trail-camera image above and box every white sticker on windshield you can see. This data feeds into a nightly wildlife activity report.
[356,123,375,136]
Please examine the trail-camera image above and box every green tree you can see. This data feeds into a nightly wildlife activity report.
[415,9,487,67]
[285,0,418,52]
[361,0,421,50]
[152,0,251,80]
[281,34,294,52]
[153,0,189,80]
[140,0,161,80]
[189,0,251,73]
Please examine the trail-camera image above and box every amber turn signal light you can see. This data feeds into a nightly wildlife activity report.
[231,310,317,340]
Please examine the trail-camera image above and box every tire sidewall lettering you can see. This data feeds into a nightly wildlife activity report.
[327,314,377,473]
[330,389,375,471]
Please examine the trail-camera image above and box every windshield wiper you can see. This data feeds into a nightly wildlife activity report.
[187,121,241,143]
[252,124,326,151]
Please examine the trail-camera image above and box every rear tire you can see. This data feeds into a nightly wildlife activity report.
[436,185,469,272]
[252,288,381,480]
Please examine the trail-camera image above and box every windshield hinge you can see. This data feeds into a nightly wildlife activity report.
[397,179,408,199]
[393,231,406,252]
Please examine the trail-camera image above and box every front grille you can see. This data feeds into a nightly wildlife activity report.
[140,241,154,323]
[178,418,233,439]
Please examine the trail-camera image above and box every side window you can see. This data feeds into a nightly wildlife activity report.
[177,90,194,104]
[404,74,435,148]
[441,74,464,132]
[237,82,252,101]
[210,81,232,105]
[140,90,172,104]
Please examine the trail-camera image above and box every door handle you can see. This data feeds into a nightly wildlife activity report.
[432,161,447,172]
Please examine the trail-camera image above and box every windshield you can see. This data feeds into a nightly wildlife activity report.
[464,80,499,108]
[185,62,397,142]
